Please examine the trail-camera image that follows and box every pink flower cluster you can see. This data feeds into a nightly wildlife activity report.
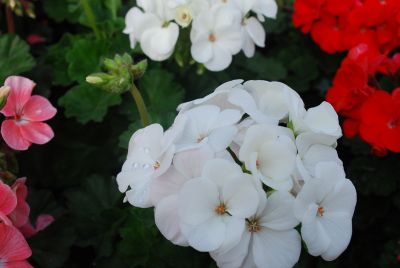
[1,76,57,151]
[0,178,54,267]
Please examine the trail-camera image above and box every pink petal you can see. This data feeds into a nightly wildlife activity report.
[4,261,33,268]
[0,223,32,262]
[19,121,54,145]
[18,223,36,239]
[35,214,54,232]
[1,120,31,151]
[1,76,35,117]
[0,181,17,216]
[22,95,57,122]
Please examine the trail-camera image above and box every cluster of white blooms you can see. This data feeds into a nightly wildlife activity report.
[117,80,357,268]
[123,0,277,71]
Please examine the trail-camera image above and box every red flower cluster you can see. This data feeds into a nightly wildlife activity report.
[326,44,400,155]
[293,0,400,53]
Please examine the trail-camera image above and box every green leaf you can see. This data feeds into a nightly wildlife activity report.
[140,68,184,127]
[66,38,110,82]
[65,175,125,258]
[42,0,75,23]
[0,34,35,82]
[58,84,122,124]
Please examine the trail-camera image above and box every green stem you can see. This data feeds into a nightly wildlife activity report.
[80,0,101,39]
[129,83,151,127]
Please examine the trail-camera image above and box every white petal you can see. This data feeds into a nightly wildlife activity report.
[300,204,331,256]
[155,195,189,246]
[322,179,357,217]
[186,216,226,252]
[141,23,179,61]
[124,176,153,208]
[178,178,219,226]
[253,0,278,19]
[296,132,337,157]
[173,145,215,178]
[252,228,301,268]
[304,102,342,138]
[202,159,242,189]
[320,212,353,261]
[314,161,346,184]
[150,166,186,205]
[191,40,213,63]
[216,29,243,54]
[211,230,251,268]
[218,216,246,253]
[244,17,265,47]
[223,174,259,218]
[205,45,233,71]
[208,126,238,152]
[259,191,299,231]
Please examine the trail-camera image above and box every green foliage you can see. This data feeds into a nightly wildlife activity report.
[58,84,122,124]
[0,34,35,82]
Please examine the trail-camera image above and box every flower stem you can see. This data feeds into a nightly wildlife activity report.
[79,0,101,39]
[5,6,15,33]
[129,83,151,127]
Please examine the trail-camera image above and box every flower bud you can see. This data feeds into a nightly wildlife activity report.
[87,53,147,94]
[0,86,11,110]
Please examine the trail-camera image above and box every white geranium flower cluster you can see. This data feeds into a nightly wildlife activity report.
[123,0,277,71]
[117,80,357,267]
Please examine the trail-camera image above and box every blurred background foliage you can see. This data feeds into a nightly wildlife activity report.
[0,0,399,267]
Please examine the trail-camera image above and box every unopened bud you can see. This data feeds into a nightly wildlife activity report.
[86,75,104,85]
[0,86,11,110]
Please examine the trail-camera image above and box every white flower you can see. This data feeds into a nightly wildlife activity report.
[168,0,209,27]
[116,123,181,208]
[178,159,259,252]
[293,162,357,261]
[239,124,297,191]
[292,101,342,139]
[152,146,215,246]
[211,191,301,268]
[123,4,179,61]
[230,80,305,124]
[190,4,242,71]
[174,104,242,152]
[295,132,342,182]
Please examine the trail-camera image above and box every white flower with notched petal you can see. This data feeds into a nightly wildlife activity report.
[167,0,209,27]
[152,146,215,246]
[230,80,305,124]
[116,123,182,208]
[178,159,259,252]
[293,162,357,261]
[295,132,342,183]
[211,191,301,268]
[239,124,297,191]
[123,2,179,61]
[174,104,242,152]
[252,0,278,21]
[190,4,242,71]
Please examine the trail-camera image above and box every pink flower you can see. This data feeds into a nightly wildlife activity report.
[0,223,32,268]
[20,214,55,238]
[26,34,46,45]
[9,178,30,228]
[0,76,57,151]
[0,181,17,226]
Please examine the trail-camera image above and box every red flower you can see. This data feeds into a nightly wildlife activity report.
[293,0,325,33]
[360,89,400,153]
[8,178,30,228]
[0,181,17,226]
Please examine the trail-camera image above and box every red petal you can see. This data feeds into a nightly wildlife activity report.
[22,96,57,122]
[3,261,33,268]
[1,120,31,151]
[19,121,54,145]
[1,77,35,117]
[0,223,32,262]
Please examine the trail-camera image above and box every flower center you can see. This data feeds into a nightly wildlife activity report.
[208,34,216,42]
[247,218,261,233]
[317,206,325,217]
[197,134,206,143]
[256,159,261,169]
[215,203,226,215]
[153,161,161,170]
